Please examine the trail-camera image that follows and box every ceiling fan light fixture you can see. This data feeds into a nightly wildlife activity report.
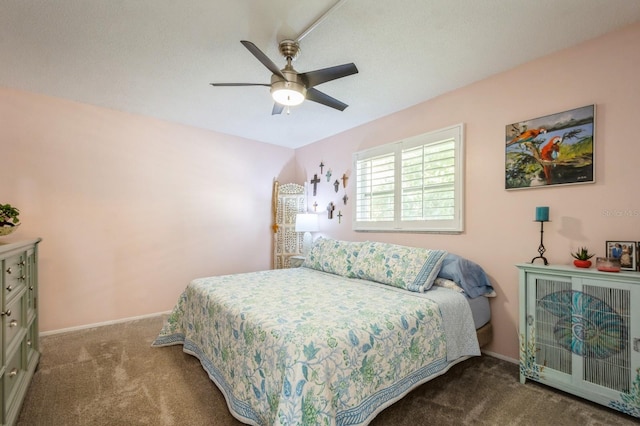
[271,80,306,106]
[272,88,305,106]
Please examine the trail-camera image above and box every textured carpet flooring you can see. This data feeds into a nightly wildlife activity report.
[16,315,638,425]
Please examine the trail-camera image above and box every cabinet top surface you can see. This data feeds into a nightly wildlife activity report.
[516,262,640,279]
[0,237,42,255]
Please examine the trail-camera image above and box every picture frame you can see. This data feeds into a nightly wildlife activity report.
[605,241,637,271]
[505,105,595,190]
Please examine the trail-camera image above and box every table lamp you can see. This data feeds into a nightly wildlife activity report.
[295,213,319,257]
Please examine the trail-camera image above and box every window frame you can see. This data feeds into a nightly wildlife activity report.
[352,123,465,233]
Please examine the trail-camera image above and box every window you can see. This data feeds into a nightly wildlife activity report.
[353,124,464,232]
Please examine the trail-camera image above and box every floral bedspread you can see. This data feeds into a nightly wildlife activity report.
[152,267,479,425]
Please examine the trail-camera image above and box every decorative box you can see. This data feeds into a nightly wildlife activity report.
[596,257,621,272]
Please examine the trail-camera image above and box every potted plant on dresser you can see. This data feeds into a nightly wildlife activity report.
[571,247,594,268]
[0,203,20,236]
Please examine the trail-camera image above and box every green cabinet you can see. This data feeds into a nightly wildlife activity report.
[517,263,640,419]
[0,239,41,426]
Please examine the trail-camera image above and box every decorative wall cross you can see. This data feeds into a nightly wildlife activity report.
[313,201,318,211]
[319,162,324,174]
[342,173,349,188]
[342,194,348,205]
[337,211,343,223]
[325,169,332,182]
[310,174,320,196]
[327,202,335,219]
[333,180,340,192]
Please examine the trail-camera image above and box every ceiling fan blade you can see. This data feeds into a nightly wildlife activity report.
[240,40,286,81]
[300,63,358,88]
[210,83,270,87]
[306,88,348,111]
[272,103,284,115]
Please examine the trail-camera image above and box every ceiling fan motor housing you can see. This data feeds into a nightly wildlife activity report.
[278,39,300,60]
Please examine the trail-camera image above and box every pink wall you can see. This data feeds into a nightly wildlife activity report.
[0,88,296,332]
[294,22,640,360]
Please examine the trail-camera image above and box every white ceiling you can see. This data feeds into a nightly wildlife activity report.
[2,1,640,149]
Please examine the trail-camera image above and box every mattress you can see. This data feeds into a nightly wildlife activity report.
[468,294,491,329]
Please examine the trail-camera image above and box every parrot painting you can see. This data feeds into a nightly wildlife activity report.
[540,136,562,183]
[507,127,547,146]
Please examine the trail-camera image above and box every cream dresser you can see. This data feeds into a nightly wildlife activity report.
[0,238,41,426]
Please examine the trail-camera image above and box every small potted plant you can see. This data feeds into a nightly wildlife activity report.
[0,203,20,236]
[571,247,594,268]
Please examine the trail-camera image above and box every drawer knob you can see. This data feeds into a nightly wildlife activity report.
[18,260,26,266]
[18,275,26,281]
[1,309,11,317]
[6,285,12,292]
[9,368,18,378]
[9,319,18,327]
[27,339,32,347]
[5,267,11,274]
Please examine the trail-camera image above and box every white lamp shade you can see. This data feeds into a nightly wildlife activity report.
[295,213,319,232]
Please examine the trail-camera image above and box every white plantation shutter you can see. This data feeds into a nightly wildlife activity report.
[353,124,464,232]
[355,151,395,222]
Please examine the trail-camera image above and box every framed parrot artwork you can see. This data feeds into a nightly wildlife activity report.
[505,105,595,190]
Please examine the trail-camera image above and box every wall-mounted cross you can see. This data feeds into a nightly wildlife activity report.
[310,174,320,196]
[319,162,324,174]
[326,169,332,182]
[337,211,343,224]
[327,202,335,219]
[313,201,318,211]
[342,194,348,205]
[342,173,349,188]
[333,180,340,193]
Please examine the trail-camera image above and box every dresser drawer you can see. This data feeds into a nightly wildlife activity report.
[3,252,27,303]
[26,251,37,322]
[3,293,25,353]
[3,342,25,412]
[26,319,39,366]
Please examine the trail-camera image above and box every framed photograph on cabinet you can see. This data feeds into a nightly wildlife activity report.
[605,241,637,271]
[505,105,595,190]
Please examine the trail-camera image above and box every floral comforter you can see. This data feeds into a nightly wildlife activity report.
[152,267,480,425]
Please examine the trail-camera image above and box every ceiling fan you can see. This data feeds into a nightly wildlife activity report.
[210,39,358,115]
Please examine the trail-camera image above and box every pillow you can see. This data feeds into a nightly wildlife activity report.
[302,238,362,278]
[352,242,447,292]
[437,254,495,298]
[433,277,465,293]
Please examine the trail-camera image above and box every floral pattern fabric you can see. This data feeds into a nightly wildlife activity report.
[302,238,362,278]
[153,268,479,426]
[353,242,447,292]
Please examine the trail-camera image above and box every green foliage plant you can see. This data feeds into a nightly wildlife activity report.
[0,204,20,227]
[571,247,594,261]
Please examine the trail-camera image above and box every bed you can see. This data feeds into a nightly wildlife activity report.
[153,239,494,425]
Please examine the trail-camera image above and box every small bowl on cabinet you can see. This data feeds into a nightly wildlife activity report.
[596,257,621,273]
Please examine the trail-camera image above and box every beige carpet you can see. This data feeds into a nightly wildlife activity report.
[16,315,637,426]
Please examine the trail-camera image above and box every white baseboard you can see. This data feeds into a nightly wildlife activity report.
[39,311,171,337]
[481,349,518,364]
